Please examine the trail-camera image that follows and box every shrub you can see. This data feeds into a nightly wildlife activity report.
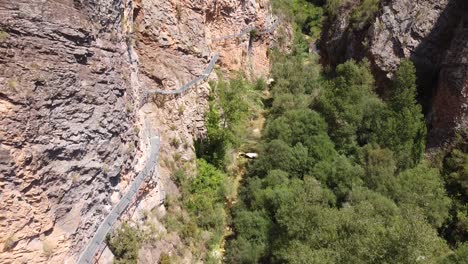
[0,30,9,42]
[196,76,261,169]
[272,0,324,39]
[350,0,381,30]
[160,253,172,264]
[2,236,15,252]
[178,105,185,115]
[173,152,182,162]
[170,137,180,148]
[249,29,258,39]
[7,79,18,90]
[42,240,55,258]
[173,169,186,187]
[325,0,343,17]
[440,242,468,264]
[254,78,267,91]
[106,223,142,264]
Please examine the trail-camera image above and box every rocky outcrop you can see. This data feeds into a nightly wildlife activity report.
[368,0,455,77]
[0,0,140,263]
[430,11,468,145]
[321,0,467,146]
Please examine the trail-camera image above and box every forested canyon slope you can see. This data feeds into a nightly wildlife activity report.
[0,0,466,263]
[321,0,467,147]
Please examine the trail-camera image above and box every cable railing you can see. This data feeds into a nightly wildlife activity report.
[77,15,280,264]
[144,53,219,96]
[144,19,281,96]
[212,19,281,42]
[76,134,160,264]
[258,19,281,35]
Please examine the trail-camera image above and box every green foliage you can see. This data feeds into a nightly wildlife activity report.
[253,78,267,91]
[372,60,426,169]
[195,101,229,168]
[440,242,468,264]
[271,0,324,39]
[172,169,186,187]
[314,59,379,155]
[106,223,142,264]
[270,52,321,96]
[196,76,261,169]
[272,185,449,263]
[226,210,272,264]
[359,145,397,194]
[226,32,450,263]
[389,60,418,109]
[2,236,16,252]
[264,109,336,163]
[252,140,314,179]
[325,0,344,17]
[311,155,364,201]
[0,30,9,42]
[392,163,451,228]
[173,159,229,259]
[444,148,468,199]
[186,159,227,229]
[350,0,381,30]
[212,3,455,261]
[269,93,311,117]
[441,142,468,246]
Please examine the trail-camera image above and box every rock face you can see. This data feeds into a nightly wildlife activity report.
[0,0,139,263]
[132,0,278,262]
[133,0,278,206]
[430,5,468,145]
[0,0,277,263]
[322,0,467,146]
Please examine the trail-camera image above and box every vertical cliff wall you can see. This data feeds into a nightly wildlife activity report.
[0,0,139,262]
[0,0,278,263]
[430,8,468,145]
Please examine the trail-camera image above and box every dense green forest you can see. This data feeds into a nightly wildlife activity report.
[220,1,468,263]
[107,1,467,263]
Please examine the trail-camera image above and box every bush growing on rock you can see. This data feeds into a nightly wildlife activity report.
[106,223,142,264]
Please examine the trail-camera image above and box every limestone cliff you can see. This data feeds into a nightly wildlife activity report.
[0,0,139,262]
[321,0,467,146]
[0,0,278,263]
[132,0,279,262]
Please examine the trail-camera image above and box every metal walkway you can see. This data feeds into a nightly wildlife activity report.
[144,19,281,96]
[212,19,281,42]
[76,135,160,264]
[76,16,280,264]
[144,53,220,95]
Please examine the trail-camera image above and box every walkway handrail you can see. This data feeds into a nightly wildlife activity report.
[145,53,219,95]
[212,25,256,42]
[258,19,281,35]
[77,135,160,264]
[143,20,280,97]
[76,16,281,263]
[212,19,281,42]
